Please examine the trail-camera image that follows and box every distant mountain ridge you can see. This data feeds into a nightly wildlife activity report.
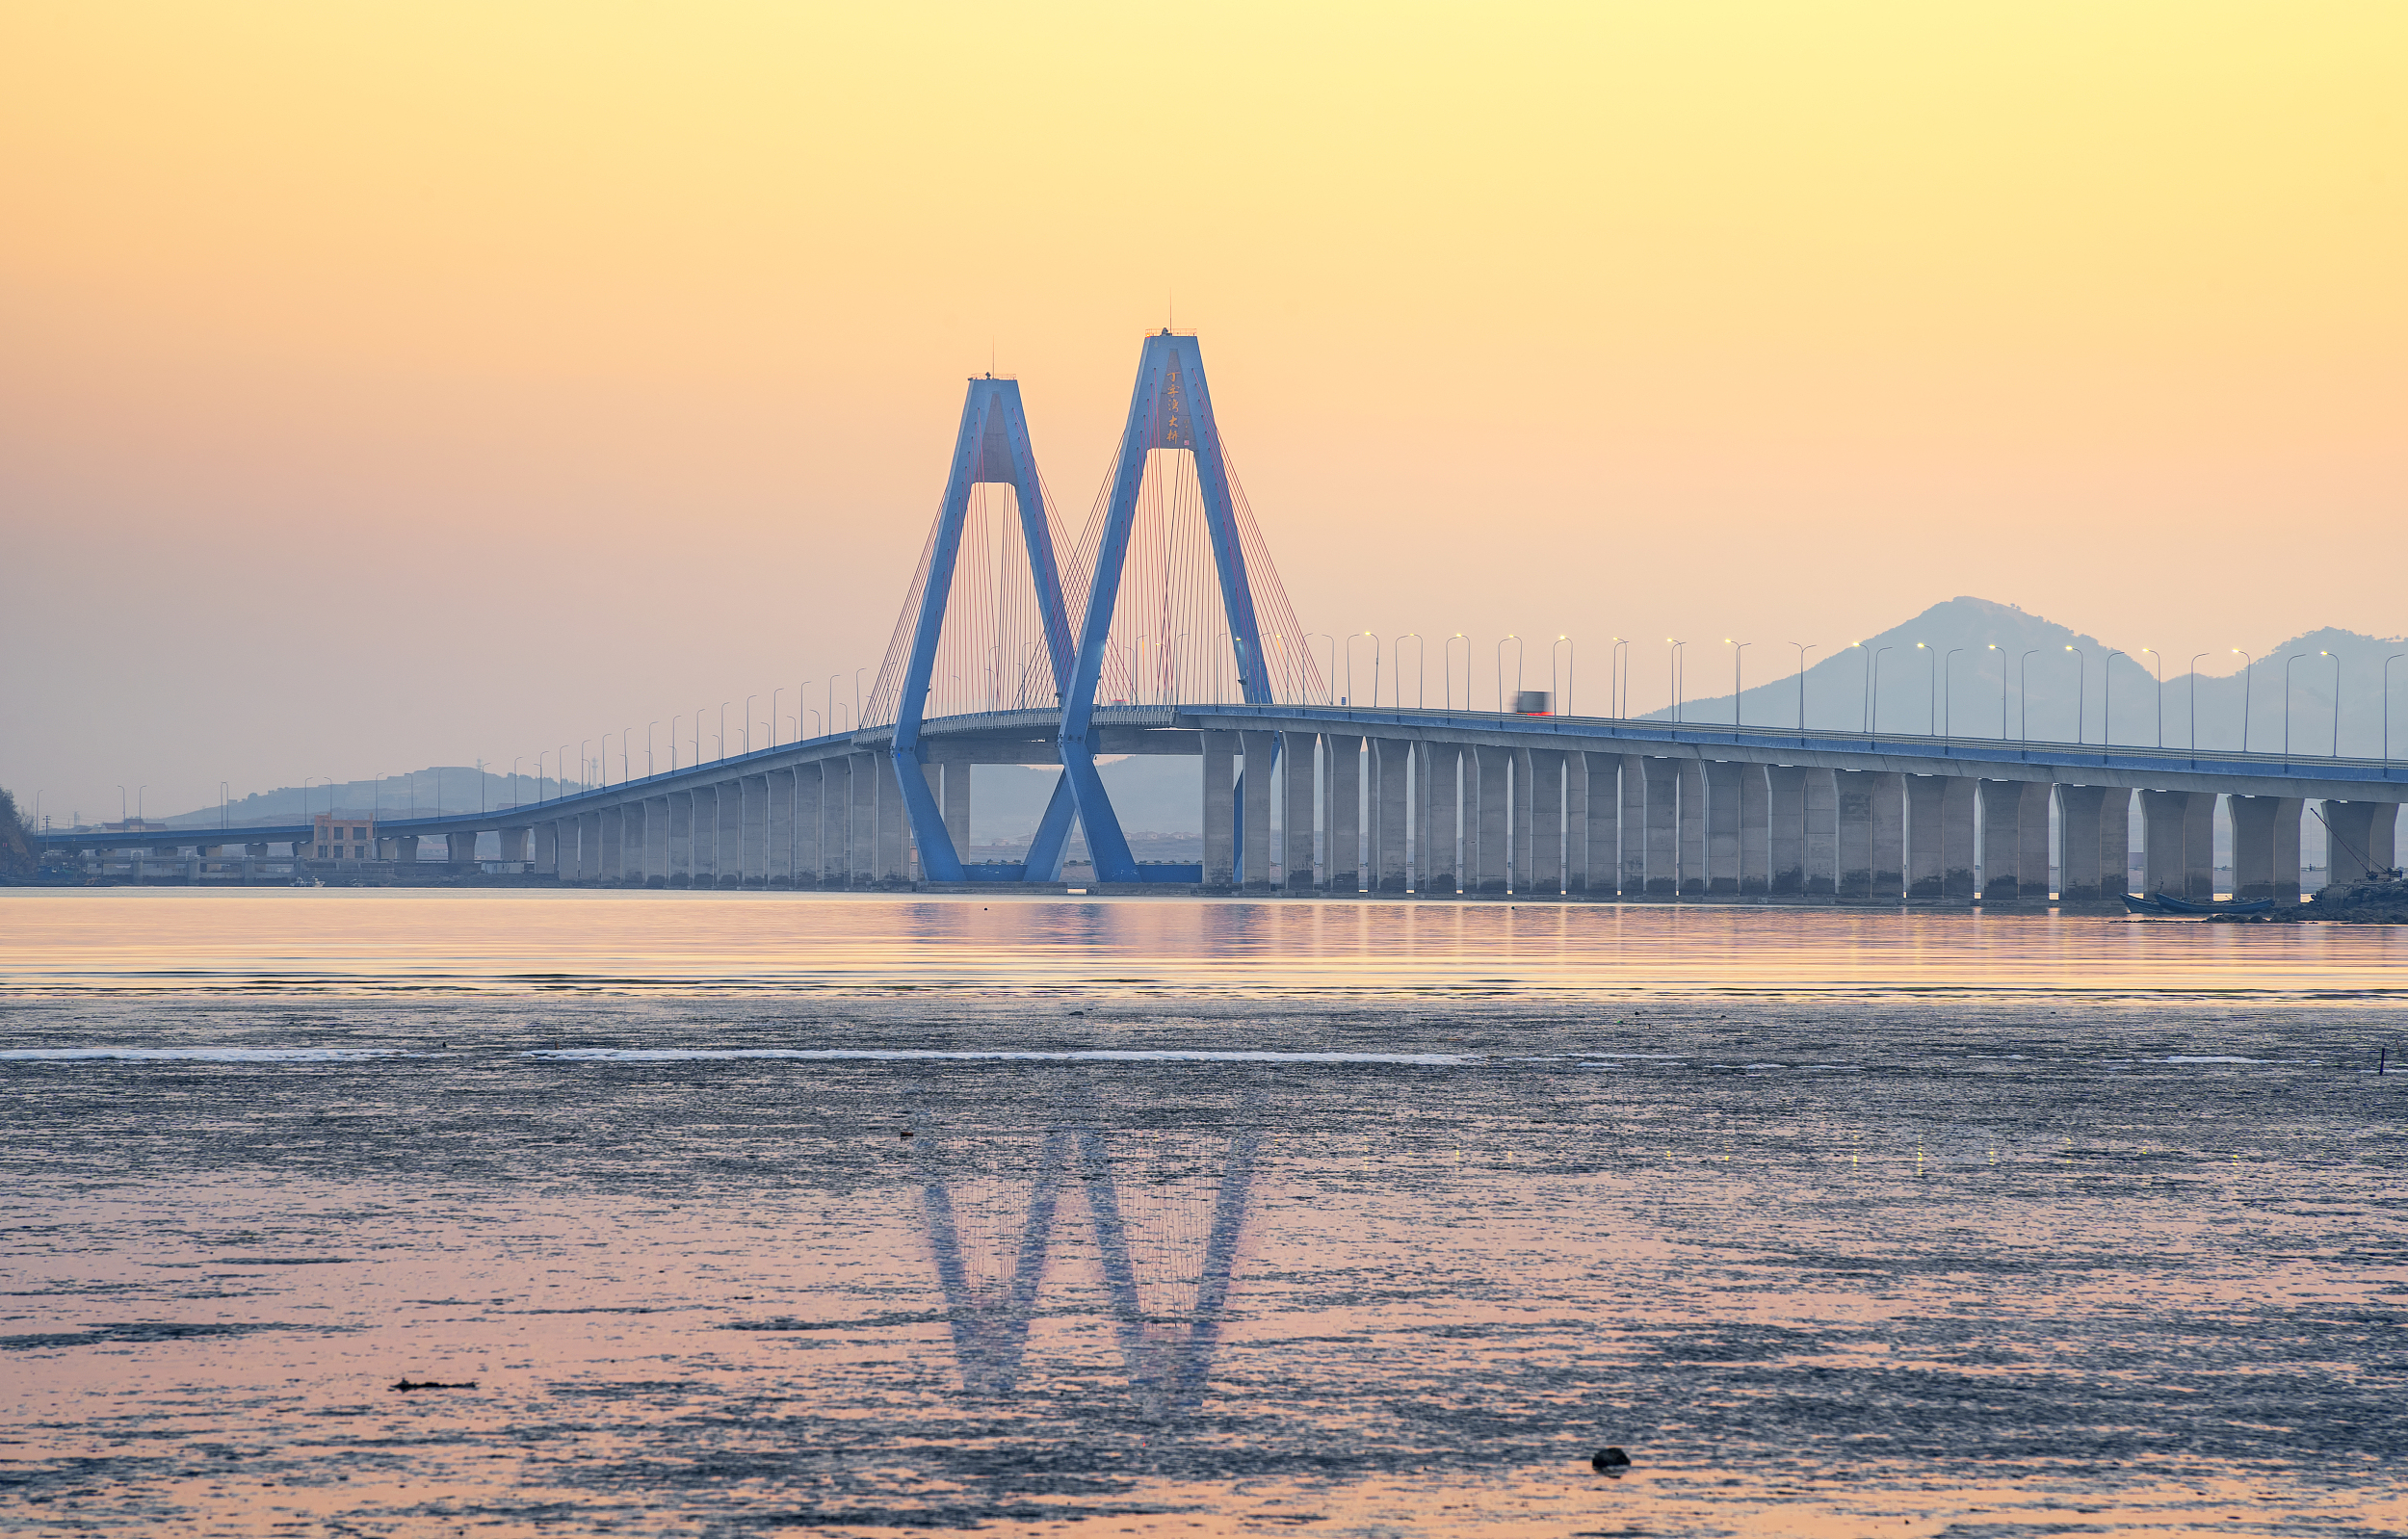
[1646,596,2405,759]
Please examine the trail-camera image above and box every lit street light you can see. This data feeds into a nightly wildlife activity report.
[1790,642,1819,732]
[2319,650,2342,756]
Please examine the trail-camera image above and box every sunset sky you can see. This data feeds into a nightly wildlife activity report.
[5,3,2402,821]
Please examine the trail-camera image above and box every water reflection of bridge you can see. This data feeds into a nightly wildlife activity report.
[918,1118,1260,1420]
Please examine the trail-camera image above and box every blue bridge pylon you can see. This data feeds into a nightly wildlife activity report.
[1061,330,1277,883]
[887,376,1084,883]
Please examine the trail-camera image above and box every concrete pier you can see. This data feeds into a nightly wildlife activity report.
[1803,770,1837,896]
[1767,766,1806,896]
[2322,799,2397,886]
[1523,746,1563,896]
[1835,770,1876,900]
[1201,730,1236,888]
[940,762,969,860]
[1620,754,1650,898]
[535,822,558,877]
[1373,738,1410,893]
[2228,795,2302,901]
[2139,789,2199,899]
[1978,780,2023,901]
[793,765,822,887]
[1676,760,1706,896]
[2183,792,2215,900]
[1470,745,1509,894]
[1942,777,1978,900]
[1578,753,1617,898]
[2020,783,2054,902]
[667,794,693,885]
[1906,776,1945,900]
[1241,731,1277,893]
[875,755,905,884]
[2056,785,2108,901]
[1283,732,1319,891]
[1703,760,1741,895]
[1737,763,1767,896]
[449,830,481,868]
[1324,734,1363,893]
[1415,743,1449,894]
[1640,757,1679,896]
[821,761,849,887]
[849,755,877,887]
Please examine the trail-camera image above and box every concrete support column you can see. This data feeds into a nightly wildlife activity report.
[875,756,906,884]
[2369,803,2398,874]
[765,770,794,885]
[1418,743,1458,895]
[1579,753,1618,897]
[738,773,769,885]
[1201,730,1238,889]
[2096,787,2133,900]
[794,765,823,888]
[2320,799,2382,887]
[1703,760,1741,895]
[1905,776,1946,900]
[1977,781,2022,900]
[575,813,602,881]
[2139,790,2193,897]
[2183,792,2215,900]
[1371,739,1410,894]
[1505,749,1534,893]
[1640,757,1680,896]
[1619,754,1649,897]
[690,785,720,887]
[532,825,555,876]
[1943,777,1979,900]
[499,827,529,863]
[1324,735,1363,893]
[1871,774,1905,900]
[1522,747,1563,896]
[823,760,851,886]
[941,761,970,860]
[641,797,669,886]
[1738,764,1768,896]
[2056,786,2107,901]
[710,782,741,887]
[597,810,626,881]
[1676,760,1706,896]
[1411,742,1439,893]
[1834,770,1875,900]
[1469,746,1510,894]
[2228,795,2299,901]
[1281,732,1319,891]
[849,754,877,886]
[1563,754,1590,894]
[1767,766,1806,896]
[1803,770,1838,896]
[667,794,693,885]
[558,821,584,882]
[449,830,482,868]
[1241,731,1278,894]
[2021,782,2055,901]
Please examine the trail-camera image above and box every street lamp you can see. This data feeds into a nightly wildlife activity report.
[2140,648,2164,747]
[2319,651,2342,756]
[1870,646,1893,736]
[2064,646,2084,744]
[2102,651,2125,749]
[1725,639,1751,726]
[579,740,590,794]
[1989,644,2004,740]
[1943,648,1962,739]
[1444,634,1467,711]
[510,757,522,809]
[1610,637,1630,718]
[1498,635,1524,713]
[2187,653,2210,754]
[1847,641,1866,731]
[1344,632,1377,707]
[771,689,782,749]
[646,722,657,778]
[1550,635,1571,715]
[2386,654,2405,764]
[1665,639,1686,722]
[1399,633,1426,709]
[1917,642,1933,735]
[2282,653,2307,756]
[560,743,570,796]
[2230,651,2252,751]
[2018,651,2039,743]
[719,703,730,762]
[1790,642,1819,732]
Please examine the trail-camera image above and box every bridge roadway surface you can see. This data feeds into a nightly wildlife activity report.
[43,706,2407,902]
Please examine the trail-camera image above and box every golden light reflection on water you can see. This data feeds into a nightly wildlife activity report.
[2,888,2401,998]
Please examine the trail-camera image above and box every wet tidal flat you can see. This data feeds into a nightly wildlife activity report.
[2,992,2402,1537]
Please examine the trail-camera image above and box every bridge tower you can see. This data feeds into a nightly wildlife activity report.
[885,377,1084,883]
[1060,330,1278,883]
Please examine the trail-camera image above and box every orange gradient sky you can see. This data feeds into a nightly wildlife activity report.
[4,3,2403,818]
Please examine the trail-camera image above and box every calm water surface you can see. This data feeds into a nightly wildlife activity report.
[1,892,2401,1536]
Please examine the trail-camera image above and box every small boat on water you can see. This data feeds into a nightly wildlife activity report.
[2121,893,2273,917]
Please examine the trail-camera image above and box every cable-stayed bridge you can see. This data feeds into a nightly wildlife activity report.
[44,331,2406,901]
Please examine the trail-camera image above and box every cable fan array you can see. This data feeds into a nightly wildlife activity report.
[1067,435,1324,709]
[864,477,1088,728]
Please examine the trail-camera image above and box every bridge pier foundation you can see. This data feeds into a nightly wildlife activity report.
[1677,761,1706,896]
[1906,776,1945,899]
[1767,766,1806,895]
[1704,760,1741,895]
[1803,770,1837,896]
[1738,763,1768,896]
[1638,757,1679,897]
[1522,746,1563,896]
[1373,738,1411,894]
[2228,795,2301,901]
[1282,732,1319,891]
[1202,731,1237,889]
[1324,735,1363,893]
